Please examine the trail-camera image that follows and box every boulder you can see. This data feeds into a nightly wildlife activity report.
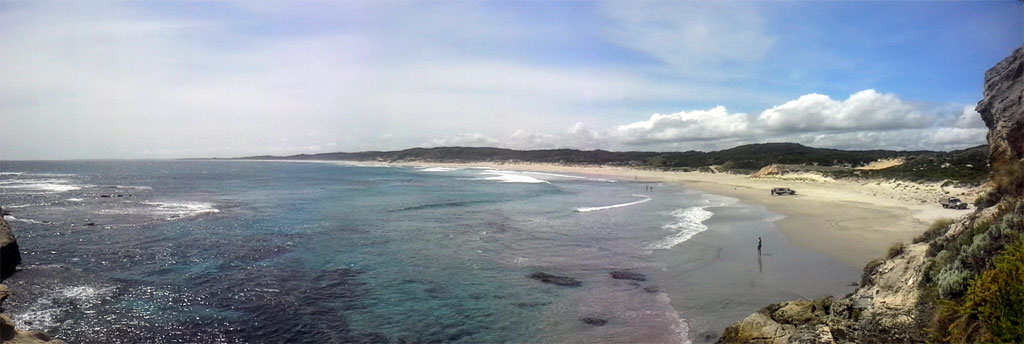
[719,312,795,344]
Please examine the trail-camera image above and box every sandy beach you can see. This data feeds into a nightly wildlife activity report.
[383,161,981,268]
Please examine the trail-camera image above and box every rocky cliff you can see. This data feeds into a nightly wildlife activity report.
[977,46,1024,170]
[717,45,1024,344]
[0,210,64,343]
[1,206,22,279]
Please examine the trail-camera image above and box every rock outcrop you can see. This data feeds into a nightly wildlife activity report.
[718,45,1024,344]
[0,208,64,343]
[529,272,582,287]
[977,45,1024,170]
[718,241,938,344]
[1,206,22,279]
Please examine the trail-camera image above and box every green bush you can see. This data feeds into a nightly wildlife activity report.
[861,258,885,287]
[974,189,1000,209]
[961,211,1023,273]
[946,239,1024,343]
[916,219,954,244]
[935,261,972,299]
[886,242,905,259]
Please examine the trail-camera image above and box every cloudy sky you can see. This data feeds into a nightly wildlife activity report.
[1,1,1021,159]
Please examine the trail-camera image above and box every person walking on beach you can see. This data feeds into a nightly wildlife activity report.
[757,237,762,255]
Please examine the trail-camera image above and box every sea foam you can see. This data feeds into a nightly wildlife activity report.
[478,170,549,184]
[2,215,48,224]
[0,179,83,193]
[142,201,220,220]
[575,194,651,212]
[419,167,461,172]
[648,206,714,250]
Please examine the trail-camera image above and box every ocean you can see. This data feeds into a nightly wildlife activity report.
[0,160,857,343]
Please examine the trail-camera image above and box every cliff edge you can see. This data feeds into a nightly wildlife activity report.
[0,209,64,343]
[1,206,21,279]
[717,46,1024,344]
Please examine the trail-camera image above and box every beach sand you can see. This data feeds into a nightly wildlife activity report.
[386,161,980,268]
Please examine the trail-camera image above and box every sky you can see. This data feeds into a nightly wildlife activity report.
[0,1,1022,159]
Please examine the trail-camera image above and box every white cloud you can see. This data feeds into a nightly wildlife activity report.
[612,106,753,144]
[953,105,987,129]
[425,133,500,147]
[426,90,985,152]
[757,89,932,132]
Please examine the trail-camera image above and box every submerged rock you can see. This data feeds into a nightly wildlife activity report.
[609,270,647,281]
[528,272,581,287]
[580,317,608,326]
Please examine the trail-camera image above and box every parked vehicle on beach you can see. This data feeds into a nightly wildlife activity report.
[771,187,796,196]
[939,197,968,209]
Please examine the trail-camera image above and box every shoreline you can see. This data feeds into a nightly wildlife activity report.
[310,159,979,268]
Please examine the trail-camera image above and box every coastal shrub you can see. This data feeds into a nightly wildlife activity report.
[946,239,1024,343]
[927,236,948,257]
[975,161,1024,209]
[886,242,905,259]
[974,189,999,209]
[915,219,954,244]
[861,258,885,287]
[961,212,1023,273]
[935,261,971,299]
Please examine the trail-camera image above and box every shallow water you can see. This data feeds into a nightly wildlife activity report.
[0,160,856,343]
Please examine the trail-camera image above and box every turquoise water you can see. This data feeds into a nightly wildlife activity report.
[0,160,857,343]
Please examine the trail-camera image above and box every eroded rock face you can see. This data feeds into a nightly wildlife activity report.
[1,207,22,279]
[977,45,1024,169]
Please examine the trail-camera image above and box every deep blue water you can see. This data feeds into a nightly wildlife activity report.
[0,160,858,343]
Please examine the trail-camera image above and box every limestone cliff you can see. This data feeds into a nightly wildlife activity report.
[717,45,1024,344]
[977,45,1024,170]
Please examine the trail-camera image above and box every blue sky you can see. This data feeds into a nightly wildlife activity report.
[0,1,1021,159]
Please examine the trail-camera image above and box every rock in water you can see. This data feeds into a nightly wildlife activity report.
[0,209,63,343]
[580,317,608,326]
[977,45,1024,169]
[609,270,646,281]
[528,272,582,287]
[0,207,22,279]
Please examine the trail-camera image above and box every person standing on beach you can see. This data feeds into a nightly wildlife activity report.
[757,237,762,255]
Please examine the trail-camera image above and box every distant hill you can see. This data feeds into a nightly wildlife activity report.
[238,142,990,184]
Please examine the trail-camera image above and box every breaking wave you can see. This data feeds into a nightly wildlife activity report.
[477,170,549,184]
[575,194,651,212]
[648,206,714,250]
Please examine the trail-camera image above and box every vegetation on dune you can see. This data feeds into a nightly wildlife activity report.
[242,142,990,184]
[915,219,954,244]
[825,145,989,185]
